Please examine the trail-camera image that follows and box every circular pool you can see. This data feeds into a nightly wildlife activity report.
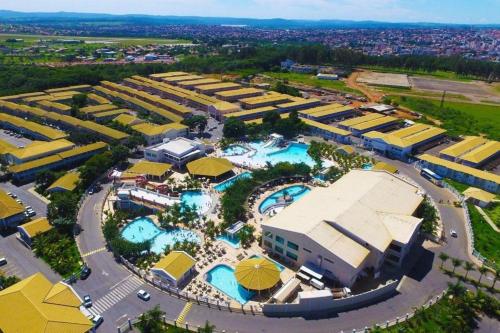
[258,185,311,214]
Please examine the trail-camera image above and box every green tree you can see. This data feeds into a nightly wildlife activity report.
[47,192,79,224]
[199,321,216,333]
[451,258,463,274]
[72,93,88,108]
[223,117,246,139]
[439,252,450,269]
[135,305,165,333]
[463,261,475,280]
[477,266,489,285]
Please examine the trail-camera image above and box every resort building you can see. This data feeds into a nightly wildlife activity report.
[222,106,277,121]
[161,75,204,84]
[0,272,93,333]
[302,118,351,144]
[239,93,292,109]
[144,137,211,168]
[462,187,496,208]
[36,100,71,114]
[131,122,189,145]
[113,113,146,127]
[276,98,321,113]
[0,189,25,228]
[4,139,75,164]
[338,113,399,137]
[149,72,189,80]
[418,154,500,193]
[186,157,234,180]
[178,78,221,89]
[9,141,108,183]
[80,103,118,115]
[208,101,241,120]
[45,84,92,94]
[123,160,172,182]
[362,124,447,161]
[151,251,196,287]
[46,171,80,194]
[215,88,264,102]
[299,104,357,122]
[439,136,500,169]
[0,112,68,141]
[195,82,242,95]
[92,109,129,123]
[261,170,424,287]
[17,217,53,246]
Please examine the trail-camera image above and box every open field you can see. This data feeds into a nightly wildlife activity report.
[410,77,493,97]
[262,72,363,95]
[0,33,192,46]
[373,85,470,101]
[484,203,500,228]
[389,95,500,140]
[360,65,475,82]
[357,71,411,88]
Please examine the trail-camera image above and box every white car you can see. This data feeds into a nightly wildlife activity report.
[450,229,458,238]
[92,315,103,328]
[137,289,151,301]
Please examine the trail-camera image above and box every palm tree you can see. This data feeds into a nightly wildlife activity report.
[198,321,216,333]
[447,281,466,297]
[439,252,450,269]
[463,261,475,280]
[451,258,463,274]
[478,266,489,285]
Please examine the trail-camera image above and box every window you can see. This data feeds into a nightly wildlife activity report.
[275,235,285,244]
[324,258,334,264]
[286,251,298,261]
[264,231,273,239]
[275,245,284,254]
[303,247,312,253]
[287,241,299,251]
[389,243,402,252]
[263,240,272,248]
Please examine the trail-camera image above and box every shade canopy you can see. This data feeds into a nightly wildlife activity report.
[234,257,281,291]
[186,157,233,178]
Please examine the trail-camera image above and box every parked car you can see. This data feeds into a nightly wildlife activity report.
[80,266,91,280]
[0,257,7,266]
[137,289,151,301]
[83,295,92,308]
[450,229,458,238]
[92,315,103,328]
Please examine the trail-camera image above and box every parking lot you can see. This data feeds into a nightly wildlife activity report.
[0,128,33,148]
[0,182,48,219]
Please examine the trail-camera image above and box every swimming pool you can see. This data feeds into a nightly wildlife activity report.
[249,255,285,272]
[214,172,252,192]
[362,163,373,170]
[224,141,315,168]
[223,144,249,156]
[205,264,254,304]
[216,234,241,248]
[259,185,311,214]
[181,190,211,214]
[121,217,201,254]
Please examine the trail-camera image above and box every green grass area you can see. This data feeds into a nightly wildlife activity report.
[483,203,500,228]
[375,85,470,100]
[468,203,500,264]
[389,95,500,140]
[444,178,470,193]
[360,65,476,82]
[262,72,363,95]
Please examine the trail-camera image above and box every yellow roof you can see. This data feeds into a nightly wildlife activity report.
[349,115,398,131]
[45,85,91,93]
[0,272,92,333]
[234,257,281,291]
[153,251,196,280]
[131,122,188,136]
[240,94,290,106]
[113,113,141,126]
[226,106,277,118]
[440,136,487,158]
[93,109,128,119]
[367,124,446,149]
[460,140,500,164]
[187,157,234,177]
[87,93,110,104]
[19,217,53,238]
[162,75,204,82]
[0,189,24,219]
[339,113,383,126]
[337,145,355,155]
[80,103,117,114]
[0,91,46,100]
[302,118,351,136]
[79,121,129,140]
[0,138,16,155]
[0,113,68,140]
[9,154,63,174]
[150,72,189,78]
[463,187,496,203]
[195,82,241,91]
[418,154,500,184]
[211,101,240,113]
[8,139,75,161]
[37,100,71,112]
[47,172,80,192]
[373,162,398,173]
[58,142,108,159]
[214,87,263,97]
[276,98,320,109]
[126,161,172,177]
[178,78,220,86]
[298,103,345,115]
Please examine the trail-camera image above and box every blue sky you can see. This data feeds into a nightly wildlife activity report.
[1,0,499,24]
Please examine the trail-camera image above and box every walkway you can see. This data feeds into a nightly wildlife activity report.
[475,206,499,232]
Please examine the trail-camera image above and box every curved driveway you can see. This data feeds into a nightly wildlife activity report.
[73,159,473,333]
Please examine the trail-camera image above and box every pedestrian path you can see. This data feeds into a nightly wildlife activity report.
[82,247,107,258]
[176,302,193,325]
[88,275,144,315]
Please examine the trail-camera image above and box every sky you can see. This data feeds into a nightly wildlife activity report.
[0,0,499,24]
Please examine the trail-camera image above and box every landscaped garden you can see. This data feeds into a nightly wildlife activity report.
[467,203,500,265]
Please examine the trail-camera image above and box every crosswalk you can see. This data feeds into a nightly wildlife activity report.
[88,275,144,315]
[176,302,193,325]
[82,247,107,258]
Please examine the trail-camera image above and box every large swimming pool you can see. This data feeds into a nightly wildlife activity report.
[121,217,201,254]
[205,264,254,304]
[224,141,315,168]
[258,185,311,213]
[214,172,252,192]
[181,190,211,214]
[249,255,285,272]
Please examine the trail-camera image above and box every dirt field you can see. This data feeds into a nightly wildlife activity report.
[410,77,490,96]
[357,71,411,88]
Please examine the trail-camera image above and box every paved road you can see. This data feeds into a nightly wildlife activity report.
[72,157,494,332]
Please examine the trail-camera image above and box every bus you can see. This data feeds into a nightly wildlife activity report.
[421,168,443,186]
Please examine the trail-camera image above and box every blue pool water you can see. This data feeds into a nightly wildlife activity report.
[214,172,252,192]
[362,163,373,170]
[224,142,315,168]
[181,190,211,214]
[224,144,249,155]
[121,217,201,254]
[259,185,311,213]
[205,264,254,304]
[216,234,241,248]
[249,255,285,272]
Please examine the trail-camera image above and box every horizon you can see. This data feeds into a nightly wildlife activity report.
[0,0,499,25]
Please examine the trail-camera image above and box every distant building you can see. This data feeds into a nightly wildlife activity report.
[131,122,189,146]
[144,137,211,168]
[144,54,159,61]
[316,73,339,81]
[439,136,500,169]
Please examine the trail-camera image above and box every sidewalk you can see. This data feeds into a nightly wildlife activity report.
[475,206,499,232]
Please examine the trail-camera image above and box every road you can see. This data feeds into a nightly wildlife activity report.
[69,154,493,333]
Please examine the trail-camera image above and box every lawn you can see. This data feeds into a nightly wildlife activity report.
[468,203,500,264]
[360,65,476,82]
[376,85,470,100]
[263,72,363,95]
[444,178,470,193]
[389,95,500,140]
[483,203,500,228]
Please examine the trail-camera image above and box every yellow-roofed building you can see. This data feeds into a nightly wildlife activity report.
[125,161,172,181]
[17,217,54,246]
[462,187,496,208]
[440,136,500,168]
[5,139,75,164]
[151,251,196,287]
[186,157,234,178]
[0,189,25,228]
[0,272,93,333]
[0,138,16,155]
[131,122,188,145]
[113,113,145,127]
[47,171,80,193]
